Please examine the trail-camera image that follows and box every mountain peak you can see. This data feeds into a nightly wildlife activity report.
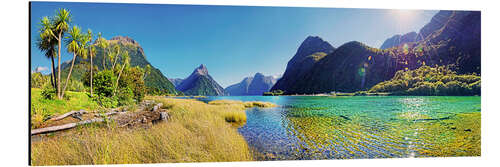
[176,64,225,96]
[109,36,139,45]
[254,72,264,78]
[194,64,209,76]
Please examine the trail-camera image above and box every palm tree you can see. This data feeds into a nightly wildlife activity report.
[88,36,97,97]
[111,44,121,71]
[95,32,109,70]
[114,51,129,96]
[61,25,83,98]
[52,9,71,99]
[82,29,95,97]
[36,16,57,90]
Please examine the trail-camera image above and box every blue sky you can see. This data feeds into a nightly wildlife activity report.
[30,2,437,87]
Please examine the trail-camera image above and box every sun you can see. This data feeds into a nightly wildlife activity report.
[390,9,419,25]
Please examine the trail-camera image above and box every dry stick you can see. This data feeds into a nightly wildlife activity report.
[31,118,104,135]
[48,110,88,122]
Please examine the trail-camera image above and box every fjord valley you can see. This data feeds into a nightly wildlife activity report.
[30,3,480,165]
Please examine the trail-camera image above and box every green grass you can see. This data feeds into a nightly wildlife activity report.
[31,88,100,128]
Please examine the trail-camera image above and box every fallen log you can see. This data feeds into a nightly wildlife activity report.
[94,111,121,117]
[48,110,88,122]
[32,108,170,135]
[31,118,104,135]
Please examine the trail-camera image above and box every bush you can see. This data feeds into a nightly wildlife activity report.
[93,95,118,108]
[40,83,56,100]
[93,70,116,97]
[116,87,134,106]
[119,67,146,103]
[31,72,51,88]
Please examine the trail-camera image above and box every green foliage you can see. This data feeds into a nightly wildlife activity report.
[93,70,116,97]
[62,79,85,92]
[93,95,118,108]
[119,67,146,102]
[116,87,134,106]
[40,83,56,100]
[369,66,480,96]
[263,89,284,96]
[31,72,51,88]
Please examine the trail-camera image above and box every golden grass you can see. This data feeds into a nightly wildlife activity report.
[208,99,278,108]
[31,96,266,165]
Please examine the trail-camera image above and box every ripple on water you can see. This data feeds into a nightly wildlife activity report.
[200,96,481,160]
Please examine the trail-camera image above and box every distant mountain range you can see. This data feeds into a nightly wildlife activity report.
[175,64,225,96]
[168,78,184,87]
[271,10,480,95]
[225,73,279,96]
[59,36,179,95]
[379,32,417,49]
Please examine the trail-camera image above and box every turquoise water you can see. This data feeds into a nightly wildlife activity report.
[195,96,481,160]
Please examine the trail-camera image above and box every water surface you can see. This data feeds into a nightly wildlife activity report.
[195,96,481,160]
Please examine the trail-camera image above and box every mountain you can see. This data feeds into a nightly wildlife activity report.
[416,11,455,41]
[225,76,253,96]
[416,10,481,74]
[271,36,335,93]
[168,78,184,87]
[379,31,417,49]
[59,36,179,95]
[225,73,279,96]
[271,10,480,94]
[273,41,398,94]
[176,64,225,96]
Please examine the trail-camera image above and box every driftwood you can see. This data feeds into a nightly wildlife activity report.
[94,111,121,117]
[32,103,170,135]
[31,118,104,135]
[48,110,88,121]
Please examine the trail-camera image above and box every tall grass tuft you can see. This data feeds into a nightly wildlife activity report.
[31,97,260,165]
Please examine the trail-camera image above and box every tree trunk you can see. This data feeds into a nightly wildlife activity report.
[50,55,56,89]
[90,51,93,97]
[57,32,62,99]
[102,49,106,70]
[113,64,126,96]
[61,53,77,98]
[112,50,120,71]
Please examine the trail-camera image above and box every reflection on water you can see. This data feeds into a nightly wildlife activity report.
[194,96,481,160]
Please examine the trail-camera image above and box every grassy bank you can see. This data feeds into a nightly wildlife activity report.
[31,88,100,128]
[31,97,279,165]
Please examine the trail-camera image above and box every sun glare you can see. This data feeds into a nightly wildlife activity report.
[390,9,419,25]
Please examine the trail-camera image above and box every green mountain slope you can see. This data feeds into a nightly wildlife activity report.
[271,10,480,95]
[60,36,178,95]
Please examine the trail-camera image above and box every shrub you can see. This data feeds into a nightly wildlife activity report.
[40,83,56,100]
[119,67,146,103]
[31,72,51,88]
[93,70,116,97]
[93,95,118,108]
[116,87,134,106]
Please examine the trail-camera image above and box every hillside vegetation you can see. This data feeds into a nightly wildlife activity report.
[368,65,480,96]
